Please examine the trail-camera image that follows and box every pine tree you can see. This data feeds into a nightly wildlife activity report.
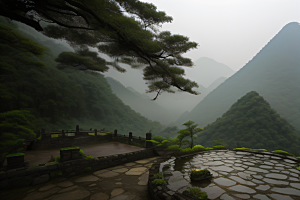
[0,0,200,99]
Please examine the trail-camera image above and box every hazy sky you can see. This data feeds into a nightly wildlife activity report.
[104,0,300,95]
[141,0,300,71]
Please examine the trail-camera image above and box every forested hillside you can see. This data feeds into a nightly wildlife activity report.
[0,18,164,135]
[105,77,180,125]
[173,22,300,130]
[194,91,300,156]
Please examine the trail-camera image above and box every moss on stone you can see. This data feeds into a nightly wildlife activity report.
[60,146,79,151]
[151,179,167,185]
[271,150,295,157]
[7,153,25,157]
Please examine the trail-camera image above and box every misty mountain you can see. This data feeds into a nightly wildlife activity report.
[206,77,227,93]
[126,87,150,99]
[194,91,300,155]
[105,77,180,125]
[185,57,235,88]
[148,84,208,116]
[14,20,74,55]
[173,22,300,130]
[0,18,164,135]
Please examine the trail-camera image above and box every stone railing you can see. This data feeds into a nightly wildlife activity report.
[31,128,153,150]
[0,147,159,190]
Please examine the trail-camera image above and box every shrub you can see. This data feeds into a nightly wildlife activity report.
[179,147,193,152]
[271,150,295,157]
[153,135,166,143]
[55,156,61,163]
[192,145,205,151]
[187,187,208,199]
[157,140,170,148]
[297,157,300,160]
[146,140,160,146]
[154,173,163,178]
[79,149,85,157]
[85,155,94,160]
[213,145,225,148]
[205,147,213,150]
[296,166,300,171]
[165,145,180,150]
[151,179,167,185]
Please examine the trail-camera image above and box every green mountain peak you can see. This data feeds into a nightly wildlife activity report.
[195,91,300,156]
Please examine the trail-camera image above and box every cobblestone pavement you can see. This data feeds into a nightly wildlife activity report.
[0,156,161,200]
[161,150,300,200]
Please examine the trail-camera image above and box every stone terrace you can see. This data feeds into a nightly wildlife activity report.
[160,150,300,200]
[0,156,161,200]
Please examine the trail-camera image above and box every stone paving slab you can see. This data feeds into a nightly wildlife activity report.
[161,150,300,199]
[0,156,160,200]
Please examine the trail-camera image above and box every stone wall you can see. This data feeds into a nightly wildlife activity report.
[32,132,148,150]
[0,148,158,190]
[32,134,113,150]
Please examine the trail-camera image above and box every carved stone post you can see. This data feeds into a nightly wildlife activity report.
[146,133,152,148]
[94,129,97,136]
[76,125,79,136]
[129,132,132,144]
[114,129,117,137]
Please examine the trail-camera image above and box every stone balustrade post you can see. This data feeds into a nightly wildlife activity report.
[146,133,152,148]
[94,129,97,136]
[129,132,132,144]
[114,129,117,137]
[76,125,79,136]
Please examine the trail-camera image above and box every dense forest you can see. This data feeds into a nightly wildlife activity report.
[194,91,300,156]
[173,22,300,130]
[0,18,164,136]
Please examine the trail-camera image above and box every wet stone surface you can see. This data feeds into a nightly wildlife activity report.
[160,150,300,199]
[0,156,160,200]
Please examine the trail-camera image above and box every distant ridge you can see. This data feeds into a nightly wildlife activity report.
[194,91,300,155]
[105,77,180,125]
[185,57,235,87]
[173,22,300,130]
[206,77,227,93]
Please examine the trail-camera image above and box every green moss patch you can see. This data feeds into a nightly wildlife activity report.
[271,150,295,157]
[60,146,79,151]
[7,153,25,157]
[154,173,163,179]
[187,187,208,199]
[151,179,167,185]
[233,147,268,152]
